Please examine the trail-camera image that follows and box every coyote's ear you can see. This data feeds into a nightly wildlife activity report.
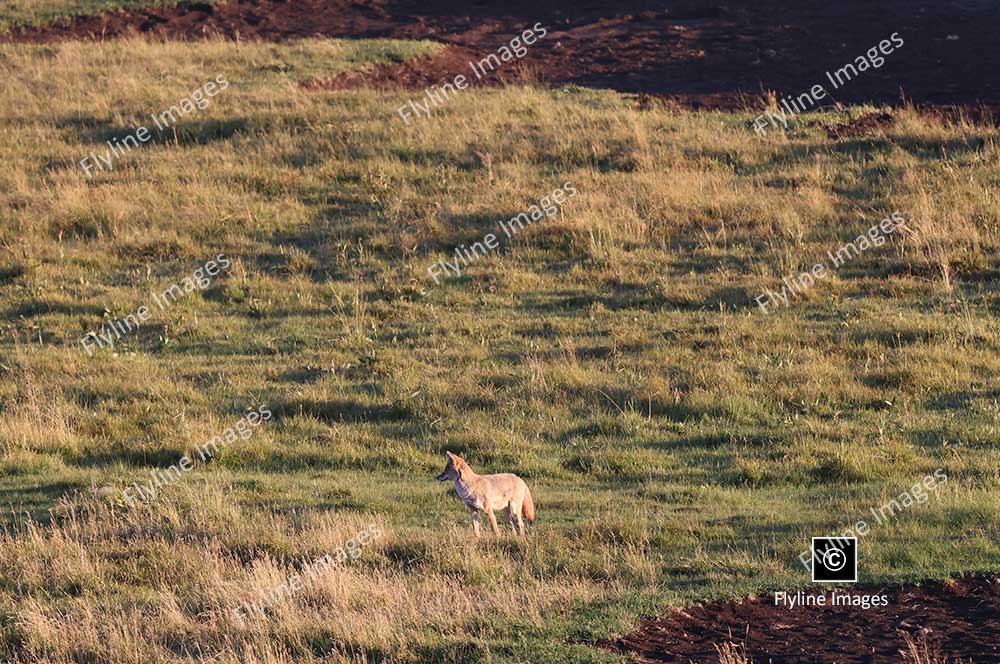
[445,451,455,461]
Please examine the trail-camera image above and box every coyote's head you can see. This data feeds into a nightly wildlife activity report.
[436,451,465,481]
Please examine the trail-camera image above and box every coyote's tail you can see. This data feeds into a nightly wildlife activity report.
[522,486,536,523]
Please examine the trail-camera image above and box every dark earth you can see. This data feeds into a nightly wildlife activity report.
[5,1,1000,661]
[603,575,1000,663]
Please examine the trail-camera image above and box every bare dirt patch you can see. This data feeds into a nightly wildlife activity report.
[602,575,1000,663]
[4,0,1000,109]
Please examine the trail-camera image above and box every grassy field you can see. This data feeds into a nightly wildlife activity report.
[0,0,197,30]
[1,32,999,663]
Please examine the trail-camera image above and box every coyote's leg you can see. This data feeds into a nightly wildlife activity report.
[470,509,482,537]
[511,502,525,536]
[506,505,520,534]
[485,509,502,536]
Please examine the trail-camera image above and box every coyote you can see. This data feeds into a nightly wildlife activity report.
[436,451,535,536]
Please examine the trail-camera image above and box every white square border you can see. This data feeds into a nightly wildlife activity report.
[811,536,858,583]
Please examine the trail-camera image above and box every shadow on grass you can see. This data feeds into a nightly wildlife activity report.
[830,134,991,161]
[269,397,412,424]
[516,287,664,314]
[237,485,364,513]
[260,190,382,282]
[55,114,252,149]
[4,299,104,318]
[278,366,327,383]
[928,386,1000,411]
[0,480,85,526]
[69,446,189,470]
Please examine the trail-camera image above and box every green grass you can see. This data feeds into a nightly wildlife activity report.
[0,36,999,663]
[0,0,205,31]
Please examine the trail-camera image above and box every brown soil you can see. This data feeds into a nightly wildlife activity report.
[4,0,1000,109]
[602,575,1000,663]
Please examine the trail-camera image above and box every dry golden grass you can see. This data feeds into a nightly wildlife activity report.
[714,642,750,664]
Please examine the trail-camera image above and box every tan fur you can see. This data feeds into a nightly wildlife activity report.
[436,451,535,537]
